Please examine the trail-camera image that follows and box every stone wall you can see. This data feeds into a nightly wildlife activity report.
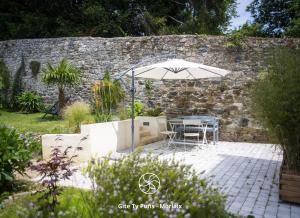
[1,35,299,142]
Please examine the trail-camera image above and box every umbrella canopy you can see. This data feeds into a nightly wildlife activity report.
[127,59,229,80]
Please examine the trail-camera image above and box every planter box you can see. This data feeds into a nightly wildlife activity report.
[279,164,300,204]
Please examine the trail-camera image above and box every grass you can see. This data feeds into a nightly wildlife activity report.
[0,109,69,134]
[0,187,90,218]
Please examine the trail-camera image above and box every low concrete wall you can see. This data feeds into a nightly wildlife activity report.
[81,119,140,157]
[42,116,166,162]
[138,116,166,141]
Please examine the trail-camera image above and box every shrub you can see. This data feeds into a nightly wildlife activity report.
[63,101,92,133]
[10,57,25,110]
[127,101,144,117]
[0,126,39,192]
[30,61,41,77]
[224,31,247,50]
[251,48,300,171]
[145,107,162,117]
[144,80,153,91]
[17,91,43,113]
[91,71,125,115]
[0,59,10,108]
[30,146,79,215]
[84,152,233,217]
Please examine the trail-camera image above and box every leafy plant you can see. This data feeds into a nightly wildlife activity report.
[30,146,79,214]
[91,71,124,115]
[251,48,300,171]
[30,61,41,77]
[144,80,153,91]
[127,101,144,118]
[224,31,247,50]
[63,101,92,133]
[10,57,25,110]
[145,107,162,117]
[0,125,39,193]
[84,152,233,217]
[17,91,43,113]
[0,59,10,108]
[94,113,112,123]
[42,59,81,114]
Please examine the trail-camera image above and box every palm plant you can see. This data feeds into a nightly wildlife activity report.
[91,71,124,116]
[42,59,81,114]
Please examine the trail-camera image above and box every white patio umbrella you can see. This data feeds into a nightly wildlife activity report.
[132,59,229,80]
[123,58,230,152]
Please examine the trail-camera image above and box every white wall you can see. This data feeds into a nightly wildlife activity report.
[42,116,166,162]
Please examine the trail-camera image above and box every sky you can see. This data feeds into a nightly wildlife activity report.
[229,0,253,30]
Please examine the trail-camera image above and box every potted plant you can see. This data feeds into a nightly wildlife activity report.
[251,48,300,203]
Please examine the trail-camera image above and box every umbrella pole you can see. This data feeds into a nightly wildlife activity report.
[131,68,135,152]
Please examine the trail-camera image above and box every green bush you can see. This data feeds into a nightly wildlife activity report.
[83,152,233,218]
[0,126,39,193]
[127,101,144,118]
[145,107,163,117]
[224,31,247,50]
[17,91,44,113]
[63,101,93,133]
[144,80,153,91]
[0,59,10,108]
[251,48,300,171]
[91,71,125,115]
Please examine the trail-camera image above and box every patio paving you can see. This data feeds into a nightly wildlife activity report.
[62,141,300,218]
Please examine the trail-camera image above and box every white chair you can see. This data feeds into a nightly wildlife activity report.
[158,119,178,148]
[183,119,207,150]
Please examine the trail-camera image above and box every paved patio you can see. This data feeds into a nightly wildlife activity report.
[63,141,300,218]
[138,141,300,218]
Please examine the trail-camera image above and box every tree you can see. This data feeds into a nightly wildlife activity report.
[247,0,300,37]
[0,0,237,39]
[42,59,81,114]
[232,22,267,37]
[10,57,25,110]
[0,60,10,108]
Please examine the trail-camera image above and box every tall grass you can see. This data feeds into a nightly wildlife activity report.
[251,48,300,171]
[63,101,92,133]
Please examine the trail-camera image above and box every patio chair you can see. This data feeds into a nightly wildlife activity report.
[158,119,178,148]
[183,119,207,150]
[180,115,219,145]
[42,97,71,119]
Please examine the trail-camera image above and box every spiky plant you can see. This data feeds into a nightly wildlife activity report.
[42,59,81,114]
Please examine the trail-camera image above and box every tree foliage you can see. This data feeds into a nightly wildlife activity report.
[0,0,237,39]
[246,0,300,37]
[42,59,81,113]
[0,60,10,108]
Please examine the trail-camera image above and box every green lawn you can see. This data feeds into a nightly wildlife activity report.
[0,188,90,218]
[0,110,69,134]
